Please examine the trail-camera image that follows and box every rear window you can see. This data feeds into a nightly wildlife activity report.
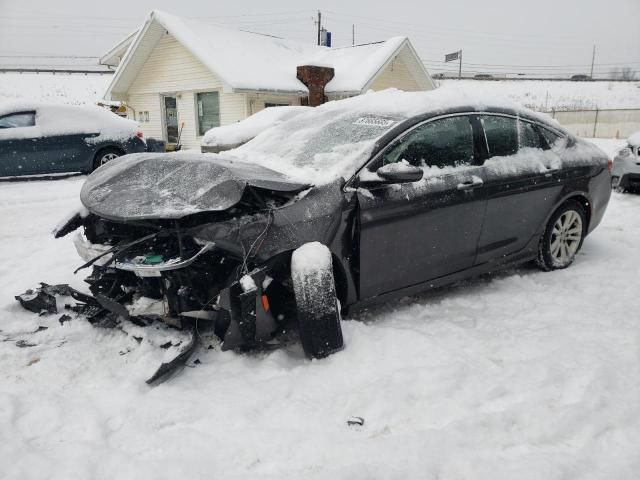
[0,111,35,128]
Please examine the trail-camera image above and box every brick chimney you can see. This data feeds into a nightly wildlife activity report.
[296,65,335,107]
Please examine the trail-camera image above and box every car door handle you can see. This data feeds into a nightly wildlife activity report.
[544,169,560,178]
[457,178,484,190]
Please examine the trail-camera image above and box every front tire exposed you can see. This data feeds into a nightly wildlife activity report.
[536,200,587,271]
[291,242,343,358]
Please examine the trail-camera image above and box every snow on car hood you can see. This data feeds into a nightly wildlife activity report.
[80,153,309,221]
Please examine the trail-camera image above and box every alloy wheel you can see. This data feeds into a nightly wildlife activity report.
[550,209,583,267]
[100,153,119,166]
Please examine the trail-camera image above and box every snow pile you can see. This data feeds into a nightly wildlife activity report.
[628,131,640,146]
[0,100,139,142]
[291,241,331,277]
[228,87,558,185]
[0,72,111,105]
[202,106,311,147]
[1,161,640,478]
[438,79,640,111]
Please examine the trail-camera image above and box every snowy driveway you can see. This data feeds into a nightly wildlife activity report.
[1,168,640,479]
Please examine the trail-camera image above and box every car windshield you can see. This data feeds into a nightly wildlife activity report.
[231,108,404,185]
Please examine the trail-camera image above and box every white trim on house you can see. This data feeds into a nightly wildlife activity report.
[99,30,139,68]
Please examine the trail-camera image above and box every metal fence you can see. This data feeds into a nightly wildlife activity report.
[545,108,640,139]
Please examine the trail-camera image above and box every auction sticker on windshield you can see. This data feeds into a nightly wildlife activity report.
[353,116,397,128]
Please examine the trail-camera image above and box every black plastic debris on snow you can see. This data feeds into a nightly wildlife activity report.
[15,283,97,316]
[15,282,200,387]
[145,328,198,387]
[347,416,365,427]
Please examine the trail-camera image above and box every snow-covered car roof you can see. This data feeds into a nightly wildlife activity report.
[224,86,561,185]
[0,100,139,142]
[202,106,311,148]
[628,131,640,147]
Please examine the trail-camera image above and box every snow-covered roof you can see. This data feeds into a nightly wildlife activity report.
[105,10,433,98]
[100,30,138,68]
[0,100,139,141]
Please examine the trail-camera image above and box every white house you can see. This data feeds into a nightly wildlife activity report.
[101,10,435,150]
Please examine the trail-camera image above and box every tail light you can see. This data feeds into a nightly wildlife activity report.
[261,294,270,312]
[136,130,144,139]
[607,159,613,171]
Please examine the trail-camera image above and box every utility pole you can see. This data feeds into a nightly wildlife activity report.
[458,50,462,80]
[316,11,322,46]
[352,24,355,46]
[590,45,596,79]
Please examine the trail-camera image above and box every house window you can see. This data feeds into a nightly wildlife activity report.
[264,102,290,108]
[196,92,220,136]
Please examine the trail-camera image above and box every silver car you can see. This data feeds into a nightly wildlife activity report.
[612,132,640,192]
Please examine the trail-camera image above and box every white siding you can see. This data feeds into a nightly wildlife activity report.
[124,33,247,150]
[369,45,434,92]
[128,34,222,95]
[128,93,163,140]
[369,54,417,92]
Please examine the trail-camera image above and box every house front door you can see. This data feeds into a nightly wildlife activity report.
[162,95,179,144]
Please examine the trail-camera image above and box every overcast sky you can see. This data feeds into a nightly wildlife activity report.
[1,0,638,78]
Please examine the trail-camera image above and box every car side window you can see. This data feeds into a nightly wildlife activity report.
[480,115,518,157]
[519,121,544,149]
[539,127,562,149]
[0,111,36,129]
[382,116,474,169]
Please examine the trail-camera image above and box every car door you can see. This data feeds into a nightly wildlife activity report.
[474,114,564,265]
[0,111,41,176]
[44,131,96,173]
[356,114,488,299]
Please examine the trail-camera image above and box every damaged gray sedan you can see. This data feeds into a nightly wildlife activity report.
[40,89,611,383]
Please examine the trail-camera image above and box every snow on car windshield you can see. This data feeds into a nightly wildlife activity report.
[230,107,403,184]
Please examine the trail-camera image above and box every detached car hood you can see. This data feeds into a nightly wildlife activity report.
[80,153,309,221]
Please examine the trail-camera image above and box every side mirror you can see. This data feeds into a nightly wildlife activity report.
[359,163,423,186]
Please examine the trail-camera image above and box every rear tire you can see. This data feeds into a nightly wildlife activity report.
[536,200,587,271]
[291,242,343,358]
[92,147,123,171]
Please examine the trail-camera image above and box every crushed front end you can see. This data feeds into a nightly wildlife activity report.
[30,154,318,383]
[59,205,289,355]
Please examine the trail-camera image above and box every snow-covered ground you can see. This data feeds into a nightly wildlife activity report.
[2,139,639,479]
[0,73,111,105]
[438,79,640,111]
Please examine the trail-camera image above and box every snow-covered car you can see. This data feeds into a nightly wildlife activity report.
[611,131,640,191]
[50,88,611,381]
[0,101,146,177]
[201,106,311,153]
